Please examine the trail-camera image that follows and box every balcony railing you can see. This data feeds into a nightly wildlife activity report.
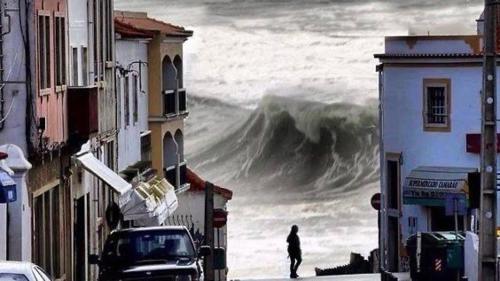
[163,90,176,115]
[164,162,188,191]
[163,88,188,117]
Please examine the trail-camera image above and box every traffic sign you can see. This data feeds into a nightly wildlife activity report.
[213,209,227,228]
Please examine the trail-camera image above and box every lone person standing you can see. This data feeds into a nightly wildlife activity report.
[287,225,302,279]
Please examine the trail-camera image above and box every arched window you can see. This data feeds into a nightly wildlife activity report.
[163,132,177,168]
[174,129,184,162]
[173,55,183,89]
[162,56,177,91]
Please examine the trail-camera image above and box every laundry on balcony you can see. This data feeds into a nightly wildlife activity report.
[74,152,132,207]
[120,177,178,226]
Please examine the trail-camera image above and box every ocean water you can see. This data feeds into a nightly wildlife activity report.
[115,0,483,278]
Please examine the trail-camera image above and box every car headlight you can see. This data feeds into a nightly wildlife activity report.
[175,275,193,281]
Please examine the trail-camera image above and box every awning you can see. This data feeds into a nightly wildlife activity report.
[403,166,477,206]
[121,177,178,226]
[75,152,132,196]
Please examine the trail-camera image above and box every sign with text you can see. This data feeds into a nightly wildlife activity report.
[403,175,468,206]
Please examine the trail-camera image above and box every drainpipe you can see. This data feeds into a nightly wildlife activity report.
[376,63,385,272]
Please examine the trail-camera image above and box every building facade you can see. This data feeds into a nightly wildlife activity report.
[67,1,124,281]
[175,168,233,281]
[0,0,34,262]
[115,11,193,194]
[375,14,494,274]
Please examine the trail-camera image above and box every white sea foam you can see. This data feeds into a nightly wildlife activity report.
[115,0,483,278]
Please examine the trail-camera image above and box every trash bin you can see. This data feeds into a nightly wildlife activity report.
[406,232,465,281]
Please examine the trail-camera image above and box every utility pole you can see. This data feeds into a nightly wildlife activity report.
[204,181,215,281]
[480,1,498,280]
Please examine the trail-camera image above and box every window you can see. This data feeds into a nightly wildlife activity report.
[82,47,88,85]
[38,14,51,91]
[133,75,138,123]
[72,47,78,86]
[116,75,122,128]
[423,78,451,131]
[55,16,66,87]
[0,273,29,281]
[93,0,99,82]
[140,133,151,162]
[124,76,130,126]
[105,0,113,62]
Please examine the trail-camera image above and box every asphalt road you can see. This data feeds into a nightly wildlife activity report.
[233,274,381,281]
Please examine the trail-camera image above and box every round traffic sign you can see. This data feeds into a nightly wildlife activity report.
[213,209,228,228]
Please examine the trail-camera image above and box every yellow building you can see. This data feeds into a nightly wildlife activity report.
[115,11,193,193]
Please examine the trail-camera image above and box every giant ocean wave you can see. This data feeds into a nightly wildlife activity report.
[187,95,379,200]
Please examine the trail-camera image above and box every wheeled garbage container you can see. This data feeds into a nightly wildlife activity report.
[406,232,465,281]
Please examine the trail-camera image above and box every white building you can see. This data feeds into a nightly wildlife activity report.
[115,22,151,179]
[174,168,233,281]
[375,14,493,275]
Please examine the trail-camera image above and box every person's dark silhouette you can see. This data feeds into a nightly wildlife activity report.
[287,225,302,279]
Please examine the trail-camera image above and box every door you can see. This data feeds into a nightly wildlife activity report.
[74,196,86,281]
[385,153,401,272]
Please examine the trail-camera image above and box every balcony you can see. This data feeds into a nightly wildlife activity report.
[164,162,189,192]
[162,88,188,117]
[67,86,98,145]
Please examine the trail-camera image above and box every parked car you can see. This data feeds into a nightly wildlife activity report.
[91,226,210,281]
[0,261,52,281]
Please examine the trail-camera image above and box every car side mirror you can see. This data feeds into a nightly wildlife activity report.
[89,254,100,265]
[198,245,211,258]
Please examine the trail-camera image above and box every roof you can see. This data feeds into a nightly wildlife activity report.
[187,168,233,200]
[114,10,193,38]
[0,261,35,274]
[115,18,154,38]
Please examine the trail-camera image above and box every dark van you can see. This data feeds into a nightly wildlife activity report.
[91,226,210,281]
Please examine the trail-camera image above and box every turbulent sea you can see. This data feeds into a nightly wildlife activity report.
[116,0,483,277]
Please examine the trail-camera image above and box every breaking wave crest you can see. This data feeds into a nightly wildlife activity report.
[188,95,379,198]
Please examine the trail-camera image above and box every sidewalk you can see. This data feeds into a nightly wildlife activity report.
[233,273,381,281]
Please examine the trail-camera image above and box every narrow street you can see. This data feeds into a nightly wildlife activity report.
[234,274,381,281]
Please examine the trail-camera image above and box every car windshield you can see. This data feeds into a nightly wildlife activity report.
[0,273,29,281]
[102,230,196,266]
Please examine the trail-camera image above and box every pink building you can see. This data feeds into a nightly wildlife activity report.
[34,0,68,148]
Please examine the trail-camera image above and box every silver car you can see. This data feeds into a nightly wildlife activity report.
[0,261,52,281]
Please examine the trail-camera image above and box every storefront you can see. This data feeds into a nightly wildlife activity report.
[403,166,479,233]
